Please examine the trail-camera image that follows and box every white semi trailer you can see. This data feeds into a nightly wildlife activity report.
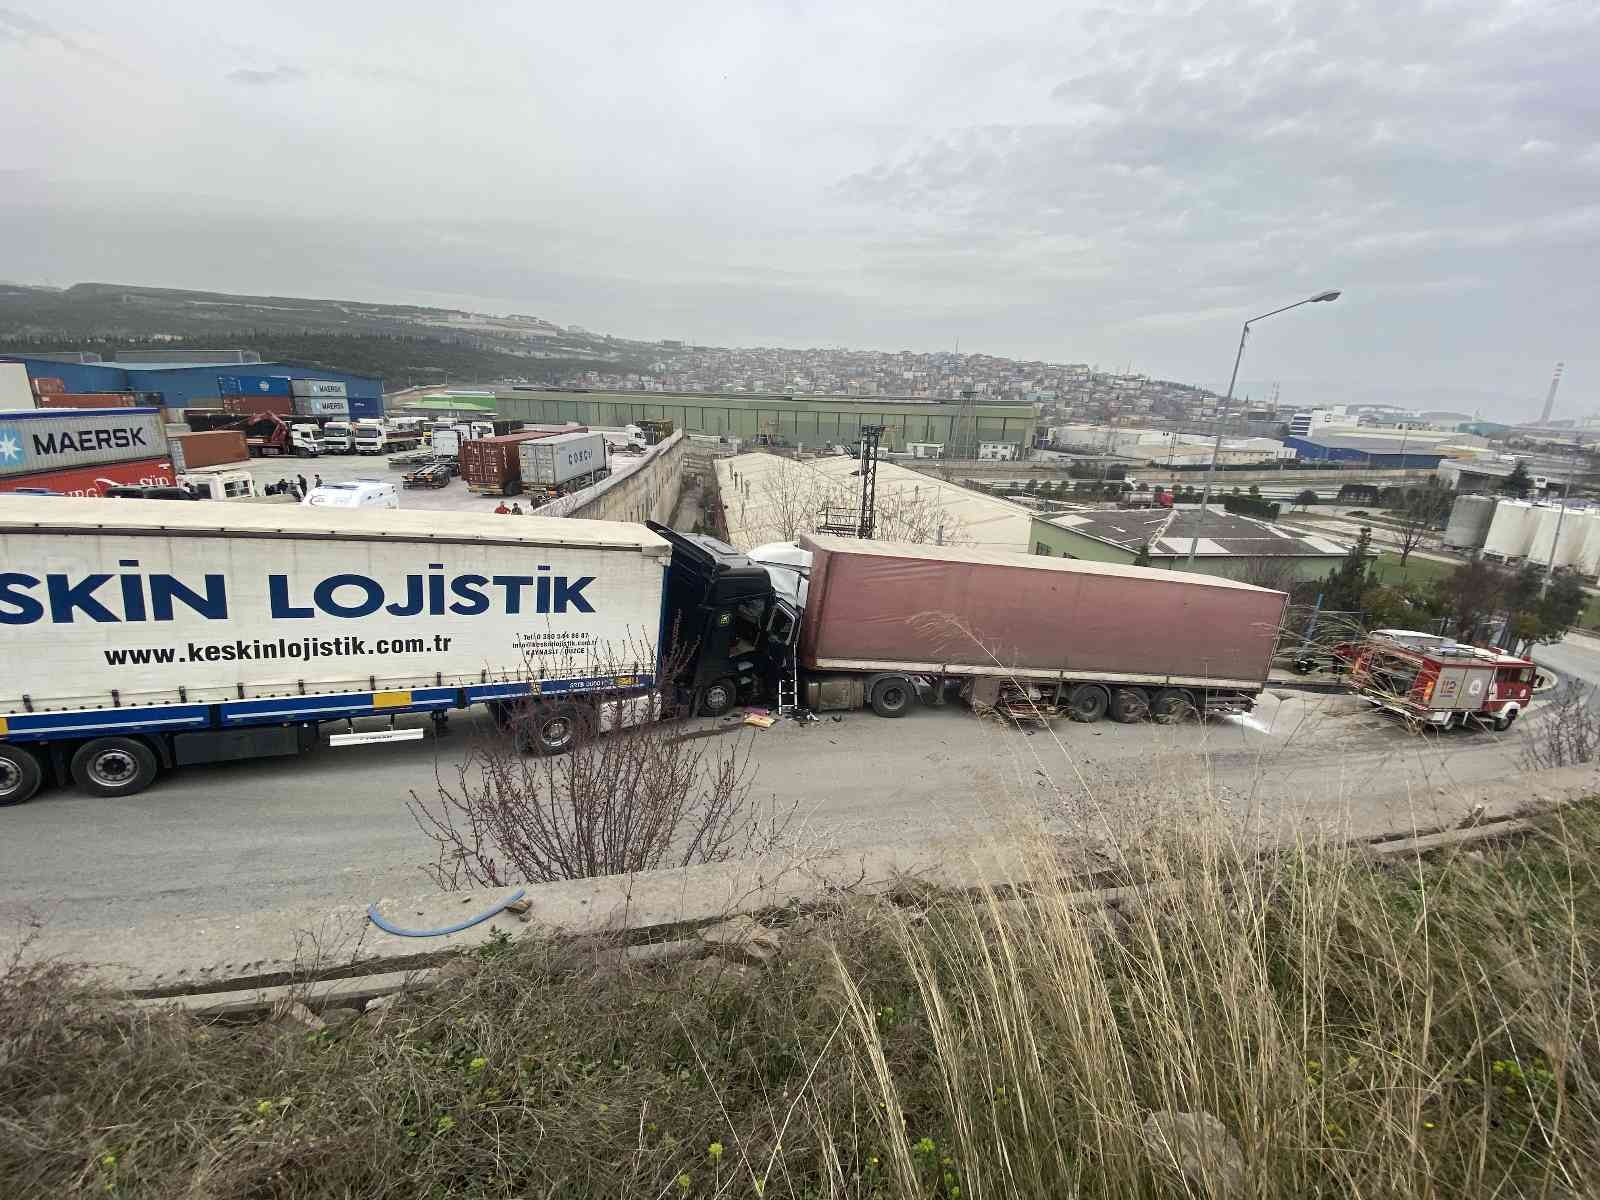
[0,498,689,803]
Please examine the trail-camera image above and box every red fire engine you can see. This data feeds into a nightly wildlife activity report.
[1347,630,1535,731]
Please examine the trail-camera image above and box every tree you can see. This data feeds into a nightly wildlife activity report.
[1394,481,1454,564]
[1531,572,1586,649]
[1133,541,1153,567]
[1433,559,1506,645]
[1323,527,1375,614]
[1500,459,1533,499]
[1294,489,1319,512]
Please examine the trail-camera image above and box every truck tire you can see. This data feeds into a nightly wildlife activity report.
[1495,709,1518,732]
[525,703,586,755]
[1151,688,1196,725]
[1066,683,1109,723]
[869,677,913,718]
[697,678,738,718]
[1111,687,1150,724]
[70,737,159,798]
[0,744,43,806]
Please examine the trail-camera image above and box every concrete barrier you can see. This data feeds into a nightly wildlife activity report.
[534,431,686,524]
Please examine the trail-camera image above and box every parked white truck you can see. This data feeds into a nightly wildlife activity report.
[0,498,686,803]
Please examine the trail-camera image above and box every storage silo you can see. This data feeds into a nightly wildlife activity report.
[1483,500,1539,560]
[1442,494,1496,551]
[1577,513,1600,579]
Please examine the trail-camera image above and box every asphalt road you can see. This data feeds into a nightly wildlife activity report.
[0,687,1530,957]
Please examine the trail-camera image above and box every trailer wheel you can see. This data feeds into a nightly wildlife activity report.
[869,677,913,718]
[0,744,43,806]
[1066,684,1109,723]
[1495,709,1519,732]
[70,737,159,798]
[1151,689,1196,725]
[524,703,587,755]
[697,678,738,717]
[1111,687,1150,724]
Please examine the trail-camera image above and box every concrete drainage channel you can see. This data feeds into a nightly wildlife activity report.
[127,796,1580,1023]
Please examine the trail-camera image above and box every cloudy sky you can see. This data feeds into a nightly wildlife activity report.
[2,1,1595,417]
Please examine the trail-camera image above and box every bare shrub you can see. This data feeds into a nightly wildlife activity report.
[1522,678,1600,770]
[409,699,788,887]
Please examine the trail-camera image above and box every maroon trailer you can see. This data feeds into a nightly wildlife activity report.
[795,534,1288,723]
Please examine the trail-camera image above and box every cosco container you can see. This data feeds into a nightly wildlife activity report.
[0,408,169,479]
[520,430,607,487]
[217,375,291,398]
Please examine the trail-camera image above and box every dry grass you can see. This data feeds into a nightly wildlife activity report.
[4,804,1600,1198]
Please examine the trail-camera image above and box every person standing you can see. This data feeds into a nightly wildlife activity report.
[297,473,309,496]
[494,501,510,514]
[510,503,523,515]
[314,474,324,488]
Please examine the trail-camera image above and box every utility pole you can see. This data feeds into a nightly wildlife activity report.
[1187,290,1342,567]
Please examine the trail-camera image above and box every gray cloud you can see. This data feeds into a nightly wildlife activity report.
[0,0,1596,418]
[224,64,306,86]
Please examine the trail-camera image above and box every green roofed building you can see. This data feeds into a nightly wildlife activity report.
[1030,509,1350,584]
[492,388,1035,453]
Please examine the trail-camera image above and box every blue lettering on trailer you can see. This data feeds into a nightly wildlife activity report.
[0,568,596,625]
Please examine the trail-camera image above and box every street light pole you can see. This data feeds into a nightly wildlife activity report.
[1186,290,1342,567]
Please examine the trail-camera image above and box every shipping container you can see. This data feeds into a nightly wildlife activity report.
[35,393,140,410]
[292,395,349,418]
[0,409,169,480]
[0,456,176,497]
[289,379,348,399]
[170,430,249,471]
[223,395,294,416]
[30,377,66,396]
[217,375,291,398]
[797,534,1286,704]
[459,429,563,495]
[520,430,607,488]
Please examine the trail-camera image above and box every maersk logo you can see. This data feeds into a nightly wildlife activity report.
[0,426,26,468]
[254,379,272,392]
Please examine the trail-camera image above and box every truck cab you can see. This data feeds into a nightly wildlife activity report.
[290,424,324,456]
[352,422,387,454]
[322,421,355,454]
[647,522,793,716]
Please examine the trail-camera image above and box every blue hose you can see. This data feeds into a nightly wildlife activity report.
[367,888,528,937]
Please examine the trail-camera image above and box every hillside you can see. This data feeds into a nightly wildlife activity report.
[0,282,652,386]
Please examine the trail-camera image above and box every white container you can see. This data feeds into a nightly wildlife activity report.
[289,379,348,399]
[519,430,606,487]
[0,496,670,709]
[0,408,168,479]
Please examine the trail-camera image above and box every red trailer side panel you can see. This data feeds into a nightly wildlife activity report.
[798,535,1286,687]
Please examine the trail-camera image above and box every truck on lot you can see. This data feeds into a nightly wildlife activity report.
[1342,630,1534,731]
[353,422,421,456]
[460,429,578,496]
[520,430,609,497]
[322,421,356,454]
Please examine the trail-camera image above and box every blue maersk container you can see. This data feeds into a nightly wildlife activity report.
[216,374,291,397]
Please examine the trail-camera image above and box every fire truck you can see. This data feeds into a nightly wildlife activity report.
[1346,630,1535,731]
